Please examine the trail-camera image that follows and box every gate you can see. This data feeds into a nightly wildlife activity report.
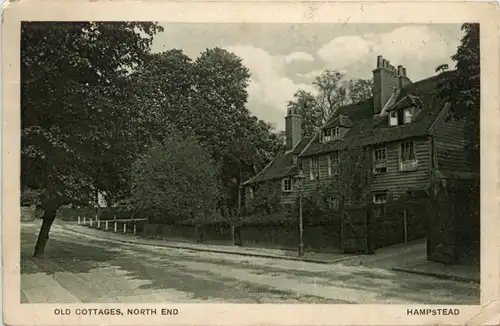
[340,206,372,254]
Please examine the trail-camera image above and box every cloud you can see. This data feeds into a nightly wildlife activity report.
[316,26,459,80]
[317,35,375,69]
[284,51,314,64]
[225,45,315,129]
[296,69,323,80]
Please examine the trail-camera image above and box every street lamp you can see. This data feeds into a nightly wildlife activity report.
[294,170,306,257]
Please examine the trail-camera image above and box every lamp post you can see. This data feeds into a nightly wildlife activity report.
[294,170,306,257]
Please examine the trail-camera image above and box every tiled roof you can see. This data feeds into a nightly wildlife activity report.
[242,136,311,185]
[291,136,312,155]
[242,71,456,185]
[300,72,455,157]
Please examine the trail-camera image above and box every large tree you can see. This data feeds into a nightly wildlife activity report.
[436,23,480,169]
[131,133,221,223]
[130,47,283,211]
[21,22,163,257]
[286,70,373,136]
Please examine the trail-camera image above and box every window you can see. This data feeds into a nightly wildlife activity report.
[282,203,293,214]
[399,141,418,171]
[389,111,398,126]
[249,187,255,199]
[282,178,293,192]
[310,157,320,180]
[404,108,414,124]
[333,127,341,140]
[293,155,298,165]
[328,152,340,176]
[373,147,387,174]
[323,129,331,142]
[373,192,388,204]
[328,197,340,211]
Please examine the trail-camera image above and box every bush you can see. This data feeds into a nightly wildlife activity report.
[130,132,221,224]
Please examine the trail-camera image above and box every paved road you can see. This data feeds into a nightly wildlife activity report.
[21,222,479,304]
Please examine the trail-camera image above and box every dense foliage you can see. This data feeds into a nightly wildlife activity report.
[287,70,373,136]
[21,22,284,255]
[131,134,221,224]
[21,22,164,256]
[436,23,480,169]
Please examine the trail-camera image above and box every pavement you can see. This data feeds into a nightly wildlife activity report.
[61,221,357,264]
[63,221,480,284]
[21,221,480,304]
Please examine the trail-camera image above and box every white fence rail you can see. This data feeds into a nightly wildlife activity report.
[77,216,147,235]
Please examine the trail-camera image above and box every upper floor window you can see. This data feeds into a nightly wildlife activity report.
[282,178,293,192]
[389,111,398,126]
[293,155,298,165]
[310,157,320,180]
[249,187,255,199]
[333,127,341,140]
[404,108,414,124]
[373,146,387,174]
[399,140,417,171]
[322,127,341,142]
[328,152,340,176]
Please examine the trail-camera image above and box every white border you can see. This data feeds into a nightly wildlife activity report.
[3,1,500,325]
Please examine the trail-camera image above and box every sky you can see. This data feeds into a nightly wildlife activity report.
[151,23,464,130]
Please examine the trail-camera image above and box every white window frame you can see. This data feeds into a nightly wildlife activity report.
[399,140,418,171]
[373,192,388,204]
[282,178,293,192]
[282,203,293,214]
[249,187,255,199]
[310,157,320,180]
[403,108,414,124]
[324,129,331,142]
[328,152,340,176]
[328,197,340,211]
[389,110,398,126]
[333,127,341,140]
[373,146,387,174]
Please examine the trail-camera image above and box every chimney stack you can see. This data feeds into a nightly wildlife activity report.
[372,55,411,115]
[285,106,302,150]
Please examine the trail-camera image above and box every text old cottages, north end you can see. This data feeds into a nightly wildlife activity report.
[240,55,479,265]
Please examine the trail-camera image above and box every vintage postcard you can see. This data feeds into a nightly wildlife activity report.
[3,0,500,325]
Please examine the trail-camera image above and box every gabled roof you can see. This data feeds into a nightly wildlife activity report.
[324,114,354,129]
[300,71,456,157]
[242,136,311,186]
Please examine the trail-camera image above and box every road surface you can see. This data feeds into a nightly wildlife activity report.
[21,222,479,304]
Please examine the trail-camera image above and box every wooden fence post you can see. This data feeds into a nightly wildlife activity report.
[90,218,93,227]
[78,216,81,225]
[231,225,235,245]
[97,220,101,229]
[133,224,137,235]
[83,216,87,225]
[123,223,127,234]
[114,221,117,232]
[403,209,408,243]
[105,221,109,231]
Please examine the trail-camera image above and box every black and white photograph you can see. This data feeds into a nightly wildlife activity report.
[19,20,481,304]
[3,1,499,325]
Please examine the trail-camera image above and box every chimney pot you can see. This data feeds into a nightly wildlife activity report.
[397,65,404,76]
[382,58,387,68]
[403,67,407,76]
[377,55,383,68]
[386,60,391,69]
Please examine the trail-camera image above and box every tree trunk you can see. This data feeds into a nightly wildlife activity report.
[33,208,57,258]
